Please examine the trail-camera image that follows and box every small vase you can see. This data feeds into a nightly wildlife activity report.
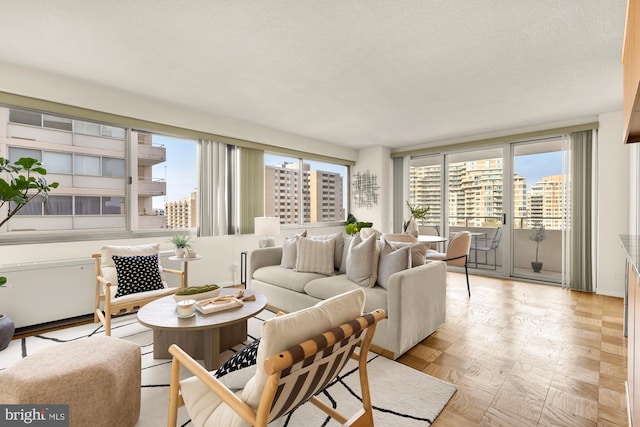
[0,314,15,351]
[405,219,419,237]
[175,248,186,258]
[531,262,543,273]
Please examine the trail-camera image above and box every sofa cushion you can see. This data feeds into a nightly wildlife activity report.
[346,233,379,287]
[377,241,411,289]
[304,275,388,314]
[295,237,335,275]
[253,265,326,293]
[310,232,344,271]
[382,240,430,267]
[280,231,307,269]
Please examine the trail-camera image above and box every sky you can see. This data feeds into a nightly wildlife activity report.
[513,151,563,190]
[152,135,197,209]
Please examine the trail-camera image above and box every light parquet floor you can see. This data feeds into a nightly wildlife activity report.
[397,272,628,426]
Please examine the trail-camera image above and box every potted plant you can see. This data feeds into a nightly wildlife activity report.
[170,234,192,258]
[528,221,546,273]
[403,200,429,236]
[345,213,373,235]
[0,157,58,350]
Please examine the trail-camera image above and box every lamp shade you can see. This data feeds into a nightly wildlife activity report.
[254,217,280,247]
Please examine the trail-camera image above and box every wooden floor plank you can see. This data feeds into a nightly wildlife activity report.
[397,271,628,426]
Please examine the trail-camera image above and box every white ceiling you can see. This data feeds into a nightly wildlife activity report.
[0,1,627,151]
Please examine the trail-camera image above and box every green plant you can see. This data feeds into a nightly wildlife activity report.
[175,284,219,295]
[0,157,59,286]
[345,213,373,235]
[170,234,192,249]
[403,200,429,232]
[528,222,547,263]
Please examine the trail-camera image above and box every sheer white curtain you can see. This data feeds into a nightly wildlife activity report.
[197,139,229,236]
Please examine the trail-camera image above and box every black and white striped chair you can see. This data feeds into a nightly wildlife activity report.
[167,288,385,427]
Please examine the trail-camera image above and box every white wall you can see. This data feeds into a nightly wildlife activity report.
[350,146,392,233]
[0,61,358,163]
[596,111,628,297]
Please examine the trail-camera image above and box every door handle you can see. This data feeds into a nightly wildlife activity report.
[502,213,506,225]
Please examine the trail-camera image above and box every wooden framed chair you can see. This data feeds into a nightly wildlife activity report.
[426,231,472,296]
[167,289,385,427]
[93,243,185,336]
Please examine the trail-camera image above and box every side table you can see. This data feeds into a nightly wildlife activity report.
[168,255,202,287]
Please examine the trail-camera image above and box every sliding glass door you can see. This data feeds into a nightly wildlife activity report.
[511,138,567,284]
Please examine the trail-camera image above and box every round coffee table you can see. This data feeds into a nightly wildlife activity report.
[137,288,267,370]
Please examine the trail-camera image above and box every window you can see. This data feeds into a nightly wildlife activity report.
[264,154,347,225]
[2,106,197,234]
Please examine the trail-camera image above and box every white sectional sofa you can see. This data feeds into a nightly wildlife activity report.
[248,233,447,359]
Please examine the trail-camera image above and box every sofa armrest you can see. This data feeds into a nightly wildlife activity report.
[384,260,447,354]
[248,247,283,288]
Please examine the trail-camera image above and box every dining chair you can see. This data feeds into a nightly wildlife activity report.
[426,231,472,296]
[470,226,503,269]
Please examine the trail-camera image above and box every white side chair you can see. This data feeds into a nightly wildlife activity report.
[93,243,185,336]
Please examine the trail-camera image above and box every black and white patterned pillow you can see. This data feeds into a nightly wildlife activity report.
[112,254,165,298]
[214,339,260,389]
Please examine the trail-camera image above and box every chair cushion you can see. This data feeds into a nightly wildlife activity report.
[100,244,167,296]
[112,254,165,297]
[295,237,335,275]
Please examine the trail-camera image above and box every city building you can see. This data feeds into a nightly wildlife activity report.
[165,189,197,229]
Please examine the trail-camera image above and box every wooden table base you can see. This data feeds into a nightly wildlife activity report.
[153,320,247,370]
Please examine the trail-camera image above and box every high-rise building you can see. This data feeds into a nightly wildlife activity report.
[165,189,197,229]
[529,175,565,229]
[265,162,345,224]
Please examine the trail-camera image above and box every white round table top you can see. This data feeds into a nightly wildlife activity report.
[137,288,267,331]
[168,255,202,262]
[417,235,448,243]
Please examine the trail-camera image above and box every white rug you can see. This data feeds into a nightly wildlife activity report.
[0,312,456,426]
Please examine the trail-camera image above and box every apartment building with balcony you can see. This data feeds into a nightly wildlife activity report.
[0,107,167,232]
[164,189,197,229]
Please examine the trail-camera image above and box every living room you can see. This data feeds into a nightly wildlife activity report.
[0,2,637,426]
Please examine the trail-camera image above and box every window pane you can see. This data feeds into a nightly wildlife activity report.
[74,155,101,176]
[73,120,101,136]
[9,109,41,127]
[306,160,347,223]
[102,157,125,177]
[264,155,301,225]
[102,125,125,139]
[9,148,41,163]
[409,156,441,227]
[43,114,72,131]
[9,196,43,216]
[44,195,72,215]
[102,197,123,214]
[43,151,72,174]
[75,196,101,215]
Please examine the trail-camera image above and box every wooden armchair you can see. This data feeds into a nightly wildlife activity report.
[167,289,385,427]
[93,243,185,336]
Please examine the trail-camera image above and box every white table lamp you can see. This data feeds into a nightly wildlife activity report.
[255,217,280,248]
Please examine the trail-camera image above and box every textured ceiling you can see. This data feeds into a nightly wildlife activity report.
[0,1,627,150]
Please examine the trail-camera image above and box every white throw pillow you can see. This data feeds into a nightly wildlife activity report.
[377,241,411,289]
[309,232,345,271]
[295,237,335,275]
[346,233,380,287]
[339,234,356,274]
[384,240,429,267]
[280,231,307,269]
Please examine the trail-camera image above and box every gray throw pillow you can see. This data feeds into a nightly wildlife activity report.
[346,233,379,287]
[310,232,345,271]
[280,231,307,269]
[377,240,411,289]
[295,237,335,275]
